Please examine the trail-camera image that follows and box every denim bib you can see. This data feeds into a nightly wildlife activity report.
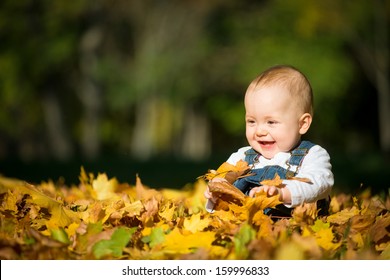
[233,140,315,195]
[232,141,330,217]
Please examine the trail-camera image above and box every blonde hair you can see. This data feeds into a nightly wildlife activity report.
[246,65,314,115]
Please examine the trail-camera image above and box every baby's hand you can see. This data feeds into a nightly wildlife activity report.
[204,177,227,203]
[249,185,282,201]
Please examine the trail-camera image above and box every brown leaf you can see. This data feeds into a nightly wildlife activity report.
[370,213,390,244]
[208,180,247,209]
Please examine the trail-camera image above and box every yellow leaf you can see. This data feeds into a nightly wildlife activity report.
[327,206,360,224]
[311,220,341,251]
[79,201,104,224]
[260,174,284,187]
[351,232,364,249]
[65,222,80,238]
[245,190,282,211]
[3,190,18,212]
[92,173,118,200]
[159,201,176,222]
[275,241,305,260]
[0,176,76,228]
[183,213,210,233]
[315,227,341,251]
[254,212,274,242]
[161,227,215,254]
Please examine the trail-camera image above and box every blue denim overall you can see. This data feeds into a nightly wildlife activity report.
[233,141,329,217]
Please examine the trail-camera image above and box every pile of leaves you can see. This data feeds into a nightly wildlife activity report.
[0,166,389,260]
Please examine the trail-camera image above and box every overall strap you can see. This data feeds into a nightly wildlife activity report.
[288,140,315,165]
[242,141,315,179]
[244,148,259,165]
[244,141,315,167]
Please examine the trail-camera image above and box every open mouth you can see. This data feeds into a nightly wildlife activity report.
[259,141,275,148]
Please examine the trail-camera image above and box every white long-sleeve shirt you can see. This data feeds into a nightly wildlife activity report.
[205,144,334,212]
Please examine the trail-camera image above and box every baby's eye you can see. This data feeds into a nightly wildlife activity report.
[246,119,256,125]
[267,120,278,125]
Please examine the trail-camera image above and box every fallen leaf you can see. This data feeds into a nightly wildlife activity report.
[183,212,210,233]
[208,180,247,208]
[92,173,118,200]
[327,206,360,224]
[201,160,250,181]
[161,227,215,254]
[92,227,136,259]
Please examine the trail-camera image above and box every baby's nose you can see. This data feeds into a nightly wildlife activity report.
[255,126,268,136]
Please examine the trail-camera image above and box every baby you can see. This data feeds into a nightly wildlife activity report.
[204,65,334,216]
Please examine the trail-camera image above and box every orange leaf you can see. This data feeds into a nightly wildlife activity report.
[260,174,312,187]
[202,160,250,181]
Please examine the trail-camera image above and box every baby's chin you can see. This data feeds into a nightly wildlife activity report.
[252,142,290,159]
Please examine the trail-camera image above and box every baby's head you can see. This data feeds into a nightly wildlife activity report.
[244,65,314,158]
[246,65,313,116]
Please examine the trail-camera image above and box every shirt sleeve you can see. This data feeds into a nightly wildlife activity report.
[226,146,251,165]
[283,145,334,207]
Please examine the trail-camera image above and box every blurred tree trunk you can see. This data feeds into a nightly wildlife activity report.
[180,105,211,160]
[348,0,390,153]
[77,26,103,159]
[41,93,74,161]
[129,2,213,160]
[131,97,158,160]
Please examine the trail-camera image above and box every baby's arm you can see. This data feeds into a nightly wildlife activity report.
[284,145,333,207]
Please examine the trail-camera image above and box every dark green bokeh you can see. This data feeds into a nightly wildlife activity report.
[0,0,389,195]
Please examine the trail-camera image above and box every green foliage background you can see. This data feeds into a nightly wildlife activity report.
[0,0,389,193]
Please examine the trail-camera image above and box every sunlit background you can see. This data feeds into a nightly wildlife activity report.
[0,0,389,194]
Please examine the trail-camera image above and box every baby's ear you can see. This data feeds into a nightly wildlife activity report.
[299,113,312,134]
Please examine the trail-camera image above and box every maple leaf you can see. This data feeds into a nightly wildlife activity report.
[310,220,341,251]
[208,180,247,209]
[327,206,360,224]
[183,213,210,233]
[158,201,176,222]
[292,202,318,224]
[160,227,216,255]
[142,196,159,218]
[290,232,322,259]
[50,227,70,244]
[2,190,18,212]
[233,223,256,259]
[275,240,307,260]
[135,175,161,201]
[141,227,166,248]
[370,213,390,244]
[92,227,136,259]
[201,160,250,181]
[212,208,245,224]
[260,174,284,187]
[246,190,282,212]
[0,176,77,228]
[261,174,312,187]
[92,173,118,200]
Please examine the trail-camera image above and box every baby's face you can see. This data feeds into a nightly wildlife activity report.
[244,85,307,159]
